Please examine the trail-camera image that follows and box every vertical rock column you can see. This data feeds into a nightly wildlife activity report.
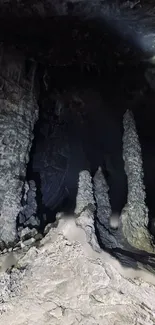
[0,46,38,247]
[75,170,101,252]
[122,109,154,253]
[92,110,155,271]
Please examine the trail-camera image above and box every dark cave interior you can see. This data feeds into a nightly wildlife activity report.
[6,14,154,242]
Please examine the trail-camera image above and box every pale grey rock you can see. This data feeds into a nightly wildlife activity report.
[13,246,20,252]
[74,170,100,252]
[109,213,119,229]
[74,170,95,215]
[93,120,155,272]
[20,227,38,241]
[122,109,154,252]
[25,215,40,228]
[0,251,17,273]
[2,248,7,254]
[0,267,25,306]
[34,233,43,241]
[1,222,155,324]
[0,46,38,246]
[22,238,36,247]
[94,166,120,249]
[44,221,59,235]
[76,209,101,252]
[94,166,111,224]
[44,223,53,235]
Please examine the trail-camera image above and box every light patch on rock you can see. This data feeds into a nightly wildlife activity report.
[57,214,155,285]
[0,251,17,273]
[109,213,120,230]
[1,218,155,324]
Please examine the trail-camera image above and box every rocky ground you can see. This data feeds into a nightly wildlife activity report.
[1,216,155,325]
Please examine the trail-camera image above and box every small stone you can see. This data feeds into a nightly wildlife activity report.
[20,242,25,248]
[2,248,7,254]
[44,223,57,235]
[25,215,40,227]
[44,223,52,235]
[34,233,43,241]
[22,238,36,247]
[13,246,20,251]
[15,241,22,248]
[20,227,38,241]
[18,227,23,236]
[1,251,17,272]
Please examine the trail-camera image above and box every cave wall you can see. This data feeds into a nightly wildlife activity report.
[0,0,155,262]
[0,46,38,247]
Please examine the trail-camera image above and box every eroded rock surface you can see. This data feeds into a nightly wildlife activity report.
[1,219,155,324]
[94,110,155,271]
[122,109,154,253]
[0,46,38,246]
[75,169,101,252]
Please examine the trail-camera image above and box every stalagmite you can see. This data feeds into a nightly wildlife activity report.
[75,170,101,252]
[122,109,154,253]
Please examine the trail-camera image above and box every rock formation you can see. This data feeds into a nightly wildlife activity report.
[1,2,155,324]
[1,220,155,324]
[0,0,155,276]
[0,46,38,247]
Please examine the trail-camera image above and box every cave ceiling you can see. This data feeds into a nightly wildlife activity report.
[0,0,154,71]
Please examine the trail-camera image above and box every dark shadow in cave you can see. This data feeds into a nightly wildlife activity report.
[95,215,155,269]
[21,14,155,241]
[26,65,129,229]
[27,67,93,227]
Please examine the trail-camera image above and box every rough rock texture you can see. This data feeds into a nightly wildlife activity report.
[0,46,38,246]
[75,170,100,252]
[94,110,155,271]
[18,180,39,229]
[30,86,155,271]
[75,170,95,215]
[1,219,155,324]
[122,109,154,253]
[94,166,119,249]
